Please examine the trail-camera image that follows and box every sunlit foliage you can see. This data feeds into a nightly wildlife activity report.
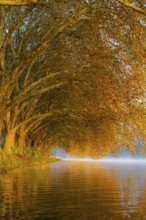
[0,0,145,157]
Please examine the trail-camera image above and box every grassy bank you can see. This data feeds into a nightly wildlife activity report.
[0,147,60,173]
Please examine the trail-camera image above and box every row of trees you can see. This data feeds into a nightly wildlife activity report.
[0,0,145,157]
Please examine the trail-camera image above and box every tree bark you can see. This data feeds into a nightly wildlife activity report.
[3,110,17,154]
[3,130,15,154]
[18,127,26,149]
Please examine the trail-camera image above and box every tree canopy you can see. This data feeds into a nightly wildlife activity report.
[0,0,145,157]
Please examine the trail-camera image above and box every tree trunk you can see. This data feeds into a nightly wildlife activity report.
[0,113,4,133]
[0,7,6,133]
[31,139,38,149]
[18,127,26,149]
[3,130,15,154]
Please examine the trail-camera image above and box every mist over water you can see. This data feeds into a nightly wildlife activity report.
[52,146,146,162]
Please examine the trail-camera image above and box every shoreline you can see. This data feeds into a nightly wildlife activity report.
[0,156,60,174]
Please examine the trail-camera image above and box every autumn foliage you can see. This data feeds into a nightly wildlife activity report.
[0,0,145,157]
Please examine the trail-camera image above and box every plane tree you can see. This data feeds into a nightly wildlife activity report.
[0,0,94,154]
[35,0,146,156]
[0,0,145,156]
[0,4,67,153]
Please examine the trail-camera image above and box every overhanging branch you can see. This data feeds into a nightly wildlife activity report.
[0,0,38,6]
[118,0,146,15]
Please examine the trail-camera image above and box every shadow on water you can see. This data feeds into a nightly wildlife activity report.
[0,161,146,220]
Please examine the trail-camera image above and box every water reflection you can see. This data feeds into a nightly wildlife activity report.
[0,161,146,220]
[99,161,146,219]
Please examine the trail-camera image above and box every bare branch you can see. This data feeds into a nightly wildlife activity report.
[0,7,32,57]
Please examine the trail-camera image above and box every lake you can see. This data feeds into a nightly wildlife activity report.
[0,160,146,219]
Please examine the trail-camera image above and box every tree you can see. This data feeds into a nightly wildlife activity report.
[0,0,145,156]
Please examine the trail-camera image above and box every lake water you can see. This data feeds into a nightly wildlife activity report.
[0,160,146,220]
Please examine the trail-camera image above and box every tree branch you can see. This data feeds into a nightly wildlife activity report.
[14,112,52,131]
[6,81,67,111]
[118,0,146,15]
[0,0,38,6]
[0,7,32,57]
